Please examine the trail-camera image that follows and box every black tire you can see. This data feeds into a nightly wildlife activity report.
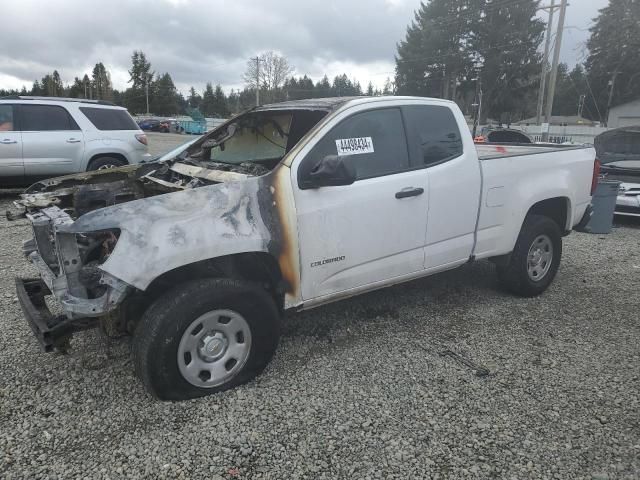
[497,214,562,297]
[132,278,280,400]
[87,156,126,171]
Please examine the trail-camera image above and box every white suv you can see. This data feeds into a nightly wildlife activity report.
[0,96,152,185]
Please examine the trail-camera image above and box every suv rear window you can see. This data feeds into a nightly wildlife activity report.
[79,107,139,130]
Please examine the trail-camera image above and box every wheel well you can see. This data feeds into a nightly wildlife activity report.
[526,197,570,234]
[87,153,128,169]
[143,252,285,310]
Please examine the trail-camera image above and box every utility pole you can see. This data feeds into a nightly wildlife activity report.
[472,76,483,138]
[254,56,260,106]
[145,77,150,115]
[536,0,557,125]
[542,0,568,142]
[604,70,618,126]
[577,94,586,117]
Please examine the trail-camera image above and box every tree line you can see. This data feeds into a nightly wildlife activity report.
[0,50,392,118]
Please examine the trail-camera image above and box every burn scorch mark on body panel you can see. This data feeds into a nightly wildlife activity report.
[168,225,187,247]
[220,195,256,237]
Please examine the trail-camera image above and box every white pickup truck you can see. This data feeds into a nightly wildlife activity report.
[11,96,597,400]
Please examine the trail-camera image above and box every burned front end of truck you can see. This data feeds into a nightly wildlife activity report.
[10,100,338,353]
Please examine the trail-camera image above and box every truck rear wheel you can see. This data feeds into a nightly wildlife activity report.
[132,278,280,400]
[496,214,562,297]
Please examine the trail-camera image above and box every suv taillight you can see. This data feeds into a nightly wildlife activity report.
[135,133,148,146]
[591,158,601,195]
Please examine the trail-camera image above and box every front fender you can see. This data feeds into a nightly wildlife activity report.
[60,178,273,291]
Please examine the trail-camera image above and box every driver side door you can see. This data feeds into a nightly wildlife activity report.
[292,106,429,302]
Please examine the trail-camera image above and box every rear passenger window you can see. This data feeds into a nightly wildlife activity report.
[403,105,463,167]
[79,107,139,130]
[18,104,79,131]
[303,108,409,181]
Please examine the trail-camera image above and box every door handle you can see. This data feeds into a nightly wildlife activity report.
[395,187,424,199]
[0,139,17,144]
[66,138,81,143]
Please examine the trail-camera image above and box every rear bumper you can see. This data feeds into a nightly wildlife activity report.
[15,278,96,352]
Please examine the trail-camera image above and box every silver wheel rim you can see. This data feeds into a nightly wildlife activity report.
[527,234,553,281]
[177,309,252,388]
[97,164,117,170]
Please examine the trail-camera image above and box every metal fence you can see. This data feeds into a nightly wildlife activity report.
[519,125,609,145]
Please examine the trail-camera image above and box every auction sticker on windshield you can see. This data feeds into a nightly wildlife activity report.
[336,137,374,156]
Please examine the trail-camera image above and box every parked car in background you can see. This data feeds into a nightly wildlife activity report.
[160,119,185,133]
[10,96,597,400]
[595,126,640,217]
[0,96,151,185]
[474,126,533,144]
[137,118,162,131]
[138,118,185,133]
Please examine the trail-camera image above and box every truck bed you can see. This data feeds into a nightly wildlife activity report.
[476,143,591,160]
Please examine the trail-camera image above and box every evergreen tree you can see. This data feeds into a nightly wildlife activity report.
[151,73,179,115]
[68,77,85,98]
[468,0,544,122]
[39,70,64,97]
[382,77,395,95]
[585,0,640,123]
[227,89,241,113]
[332,74,362,96]
[187,86,202,109]
[212,84,229,117]
[315,75,332,97]
[125,50,153,113]
[395,0,543,120]
[201,82,216,116]
[92,63,113,100]
[82,74,92,99]
[31,80,44,96]
[395,0,472,98]
[366,81,375,96]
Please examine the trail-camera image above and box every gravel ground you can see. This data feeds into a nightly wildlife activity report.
[0,197,638,479]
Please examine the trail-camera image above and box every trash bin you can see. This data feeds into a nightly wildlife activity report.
[586,180,621,234]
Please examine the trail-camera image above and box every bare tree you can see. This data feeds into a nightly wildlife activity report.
[244,51,294,103]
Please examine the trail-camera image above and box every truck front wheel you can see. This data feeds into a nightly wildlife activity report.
[132,278,280,400]
[496,214,562,297]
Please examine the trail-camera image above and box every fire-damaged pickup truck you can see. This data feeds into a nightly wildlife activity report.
[10,96,598,400]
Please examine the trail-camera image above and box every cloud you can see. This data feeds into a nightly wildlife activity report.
[0,0,608,95]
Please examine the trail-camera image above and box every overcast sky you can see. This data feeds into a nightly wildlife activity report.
[0,0,609,96]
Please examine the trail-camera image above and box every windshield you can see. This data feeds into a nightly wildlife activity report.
[210,113,292,164]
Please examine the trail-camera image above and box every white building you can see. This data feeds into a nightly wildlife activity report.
[607,98,640,128]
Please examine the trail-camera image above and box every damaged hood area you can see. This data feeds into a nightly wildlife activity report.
[12,159,270,218]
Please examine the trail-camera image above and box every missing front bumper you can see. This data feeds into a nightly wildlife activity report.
[15,278,98,353]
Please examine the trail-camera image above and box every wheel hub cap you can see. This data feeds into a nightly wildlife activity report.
[527,234,553,281]
[199,332,228,361]
[177,309,252,388]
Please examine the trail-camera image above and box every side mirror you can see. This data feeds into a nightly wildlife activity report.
[303,155,356,189]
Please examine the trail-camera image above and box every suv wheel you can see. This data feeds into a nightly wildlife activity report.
[496,214,562,297]
[132,278,280,400]
[87,156,126,171]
